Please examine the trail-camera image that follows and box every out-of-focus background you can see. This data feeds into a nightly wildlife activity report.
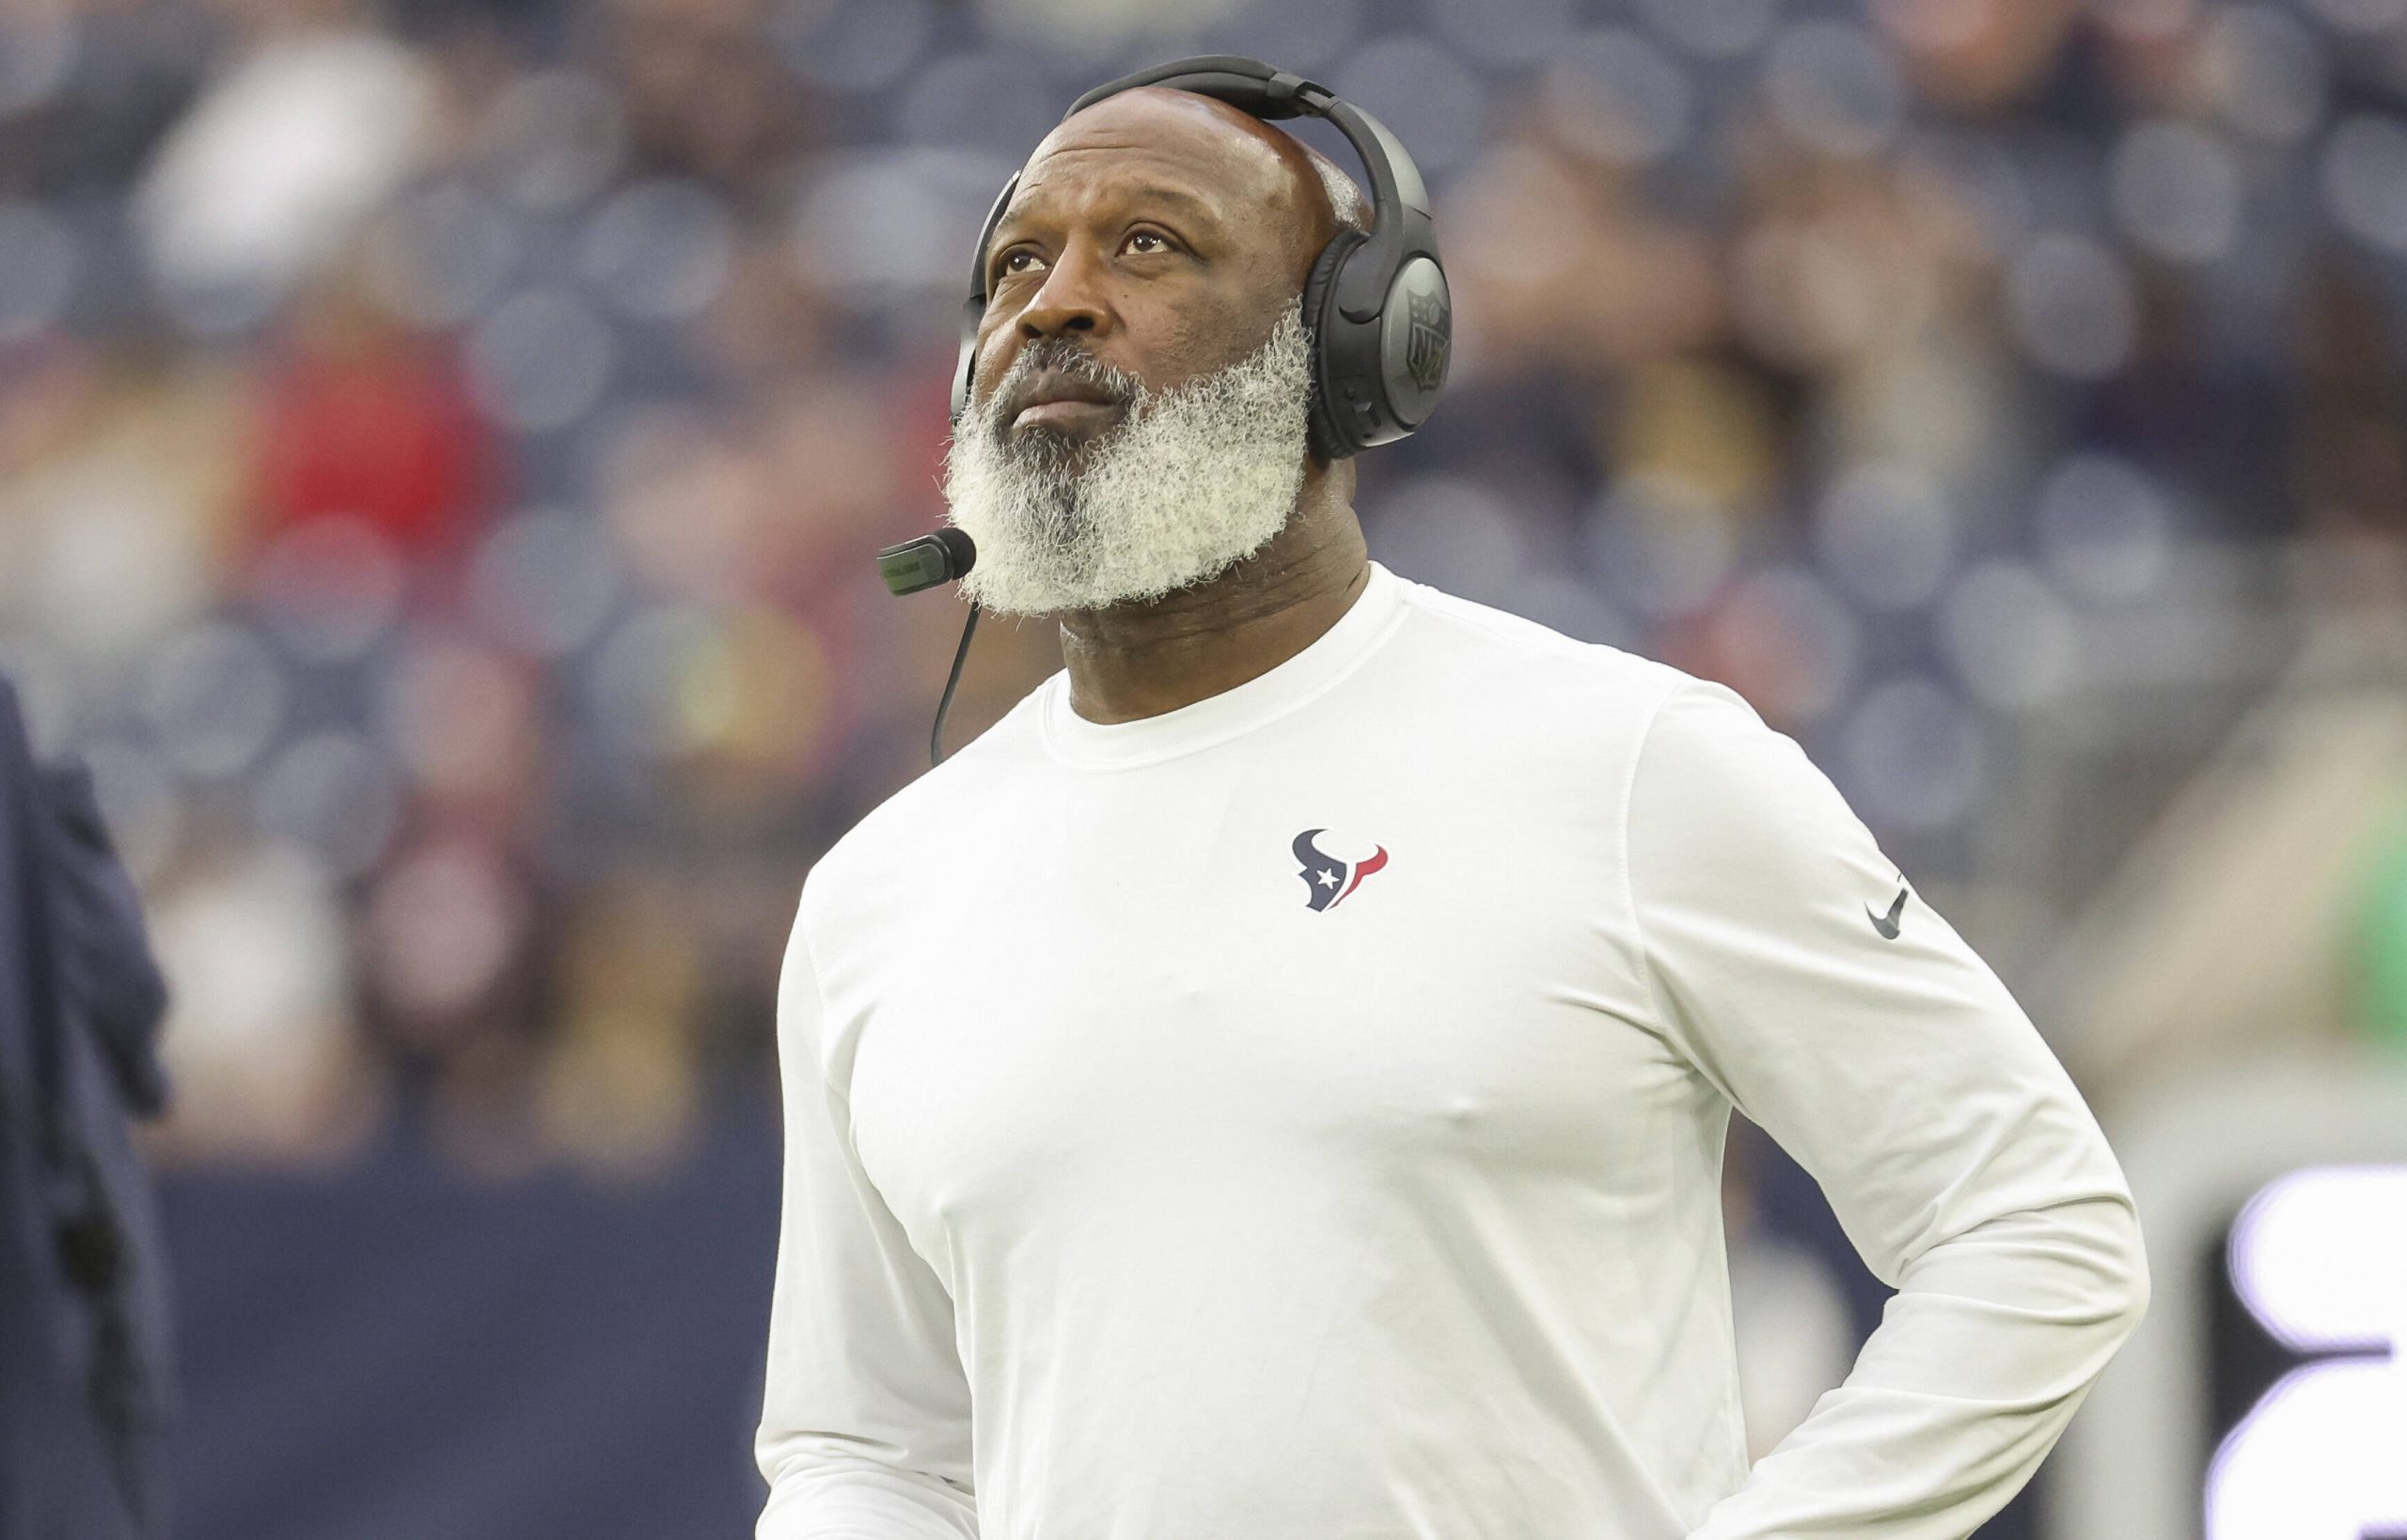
[1,0,2402,1534]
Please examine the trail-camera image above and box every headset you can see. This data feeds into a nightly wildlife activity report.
[949,54,1453,464]
[887,55,1453,765]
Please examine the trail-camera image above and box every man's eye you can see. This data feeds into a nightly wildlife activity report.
[1124,231,1170,255]
[997,249,1044,280]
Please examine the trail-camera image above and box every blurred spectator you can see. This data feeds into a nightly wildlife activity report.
[247,267,498,571]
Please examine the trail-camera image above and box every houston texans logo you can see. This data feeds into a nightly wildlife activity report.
[1293,828,1389,912]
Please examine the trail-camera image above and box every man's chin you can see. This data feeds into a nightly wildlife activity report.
[1007,418,1121,469]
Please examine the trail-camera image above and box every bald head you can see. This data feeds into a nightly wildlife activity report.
[1042,88,1368,236]
[1009,87,1342,299]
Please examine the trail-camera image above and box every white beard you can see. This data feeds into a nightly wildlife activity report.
[940,305,1313,616]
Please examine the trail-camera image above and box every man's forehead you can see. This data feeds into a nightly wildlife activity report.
[1010,89,1302,214]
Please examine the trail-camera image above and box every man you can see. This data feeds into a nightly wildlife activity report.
[757,77,2147,1540]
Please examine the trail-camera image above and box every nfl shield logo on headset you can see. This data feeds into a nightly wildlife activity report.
[1406,290,1449,396]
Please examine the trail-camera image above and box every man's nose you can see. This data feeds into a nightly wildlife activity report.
[1015,244,1113,340]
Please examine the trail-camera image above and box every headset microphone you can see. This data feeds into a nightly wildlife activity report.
[874,529,981,767]
[876,527,977,596]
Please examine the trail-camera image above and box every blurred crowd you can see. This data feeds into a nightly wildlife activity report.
[0,0,2401,1184]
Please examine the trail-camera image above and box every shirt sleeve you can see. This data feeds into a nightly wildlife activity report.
[757,901,980,1540]
[1623,681,2148,1540]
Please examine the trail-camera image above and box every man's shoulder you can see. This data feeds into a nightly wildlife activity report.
[1381,584,1864,887]
[803,681,1053,916]
[1386,573,1692,710]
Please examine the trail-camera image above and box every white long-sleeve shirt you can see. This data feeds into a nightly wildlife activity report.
[757,561,2147,1540]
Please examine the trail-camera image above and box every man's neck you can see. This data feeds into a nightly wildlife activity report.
[1056,486,1370,726]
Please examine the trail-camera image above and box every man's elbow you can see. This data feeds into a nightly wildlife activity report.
[1947,1190,2151,1344]
[754,1427,980,1540]
[2097,1193,2151,1343]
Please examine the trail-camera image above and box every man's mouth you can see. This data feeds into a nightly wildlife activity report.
[1013,399,1125,432]
[1001,366,1129,435]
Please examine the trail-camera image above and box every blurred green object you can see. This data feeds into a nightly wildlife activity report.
[2354,801,2407,1051]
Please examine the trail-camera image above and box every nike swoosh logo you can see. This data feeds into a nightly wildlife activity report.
[1867,888,1908,940]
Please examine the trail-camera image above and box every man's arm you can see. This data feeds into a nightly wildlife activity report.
[757,898,978,1540]
[1624,681,2148,1540]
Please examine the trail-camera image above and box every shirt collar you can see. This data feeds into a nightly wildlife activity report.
[1037,561,1407,771]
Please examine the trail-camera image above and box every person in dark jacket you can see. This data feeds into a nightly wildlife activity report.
[0,674,174,1540]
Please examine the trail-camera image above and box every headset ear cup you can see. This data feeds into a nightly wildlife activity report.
[1300,229,1366,463]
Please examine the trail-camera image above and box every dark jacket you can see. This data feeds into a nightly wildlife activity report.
[0,676,173,1539]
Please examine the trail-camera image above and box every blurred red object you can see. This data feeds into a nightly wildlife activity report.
[252,292,499,565]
